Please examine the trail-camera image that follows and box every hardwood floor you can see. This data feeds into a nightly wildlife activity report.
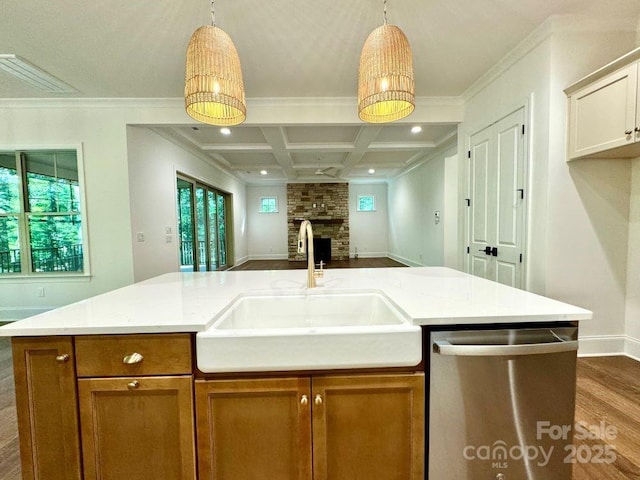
[573,356,640,479]
[229,257,407,271]
[0,335,638,479]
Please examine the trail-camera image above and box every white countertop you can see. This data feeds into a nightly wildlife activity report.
[0,267,592,336]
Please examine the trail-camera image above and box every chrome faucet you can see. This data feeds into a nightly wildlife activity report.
[297,220,316,288]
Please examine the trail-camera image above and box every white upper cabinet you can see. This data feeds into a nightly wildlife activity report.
[566,48,640,161]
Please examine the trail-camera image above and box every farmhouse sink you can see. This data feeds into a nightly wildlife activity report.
[196,290,422,373]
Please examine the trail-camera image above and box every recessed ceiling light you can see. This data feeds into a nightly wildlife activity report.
[411,126,422,134]
[368,168,376,175]
[0,54,77,93]
[260,170,268,175]
[220,127,231,135]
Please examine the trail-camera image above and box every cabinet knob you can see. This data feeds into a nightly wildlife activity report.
[314,394,323,406]
[300,395,309,405]
[127,380,140,390]
[625,129,633,135]
[56,354,70,363]
[635,127,640,133]
[122,352,144,364]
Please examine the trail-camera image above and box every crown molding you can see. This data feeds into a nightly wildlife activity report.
[462,14,639,103]
[0,95,463,110]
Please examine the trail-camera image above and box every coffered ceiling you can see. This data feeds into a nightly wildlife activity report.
[2,1,639,182]
[158,123,457,182]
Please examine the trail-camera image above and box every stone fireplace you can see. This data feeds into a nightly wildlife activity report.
[287,183,349,261]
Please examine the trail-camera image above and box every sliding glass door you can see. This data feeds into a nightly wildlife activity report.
[176,175,231,272]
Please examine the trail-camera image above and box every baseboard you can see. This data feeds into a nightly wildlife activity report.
[349,252,390,259]
[247,254,289,260]
[577,335,626,357]
[387,253,423,267]
[625,335,640,362]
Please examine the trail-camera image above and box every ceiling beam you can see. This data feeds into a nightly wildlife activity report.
[340,126,384,178]
[259,127,298,179]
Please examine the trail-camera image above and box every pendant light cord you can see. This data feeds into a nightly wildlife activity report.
[211,0,216,26]
[383,0,387,24]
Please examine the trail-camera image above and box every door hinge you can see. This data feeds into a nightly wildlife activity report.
[467,150,471,159]
[519,253,523,263]
[465,198,471,207]
[522,124,525,135]
[467,246,470,254]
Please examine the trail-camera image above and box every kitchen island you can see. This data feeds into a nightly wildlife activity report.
[0,267,591,480]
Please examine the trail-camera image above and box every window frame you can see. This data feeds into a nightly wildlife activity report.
[356,195,376,212]
[0,144,90,278]
[259,196,279,214]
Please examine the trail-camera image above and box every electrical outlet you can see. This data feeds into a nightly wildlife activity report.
[165,226,172,234]
[137,232,145,242]
[165,235,173,244]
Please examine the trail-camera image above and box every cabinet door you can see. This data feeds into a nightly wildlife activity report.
[312,373,425,480]
[78,375,195,480]
[12,337,82,480]
[569,63,638,159]
[195,377,312,480]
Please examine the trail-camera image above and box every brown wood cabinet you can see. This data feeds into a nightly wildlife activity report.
[196,377,313,480]
[13,333,424,480]
[75,333,196,480]
[12,337,82,480]
[312,374,424,480]
[78,375,196,480]
[196,373,424,480]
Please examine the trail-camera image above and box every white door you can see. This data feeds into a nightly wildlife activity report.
[467,108,527,288]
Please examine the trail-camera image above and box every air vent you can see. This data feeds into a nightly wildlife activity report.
[0,54,77,93]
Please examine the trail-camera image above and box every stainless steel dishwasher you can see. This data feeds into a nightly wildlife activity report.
[429,326,578,480]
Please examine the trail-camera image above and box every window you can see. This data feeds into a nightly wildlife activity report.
[0,149,86,275]
[176,175,232,272]
[259,196,278,213]
[357,195,376,212]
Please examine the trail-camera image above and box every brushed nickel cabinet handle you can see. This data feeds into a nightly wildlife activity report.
[122,352,144,364]
[314,394,323,406]
[300,395,309,405]
[56,354,70,363]
[127,380,140,390]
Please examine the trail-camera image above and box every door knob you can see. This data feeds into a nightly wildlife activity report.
[478,246,491,255]
[123,352,144,364]
[491,247,498,257]
[56,354,70,363]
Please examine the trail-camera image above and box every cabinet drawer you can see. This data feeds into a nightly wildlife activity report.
[75,334,192,377]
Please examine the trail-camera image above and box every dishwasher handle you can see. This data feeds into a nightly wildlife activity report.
[433,339,578,357]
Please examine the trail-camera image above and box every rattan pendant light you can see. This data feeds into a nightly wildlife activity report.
[185,0,246,126]
[358,0,415,123]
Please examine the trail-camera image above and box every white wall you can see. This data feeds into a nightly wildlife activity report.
[546,29,635,348]
[349,183,389,258]
[0,105,136,312]
[461,17,637,353]
[246,184,288,259]
[388,146,456,266]
[127,127,248,281]
[626,159,640,358]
